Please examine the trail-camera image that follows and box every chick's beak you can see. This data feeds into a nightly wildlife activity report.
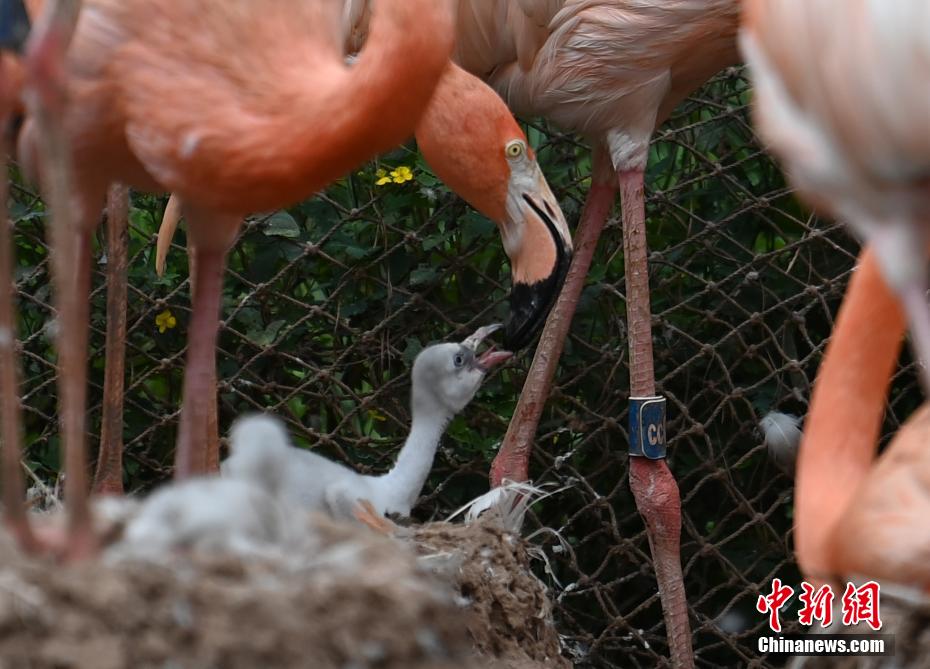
[462,323,513,372]
[503,166,572,351]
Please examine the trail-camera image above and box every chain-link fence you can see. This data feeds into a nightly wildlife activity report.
[7,67,922,668]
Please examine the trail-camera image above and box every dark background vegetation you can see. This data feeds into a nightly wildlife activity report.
[7,68,922,667]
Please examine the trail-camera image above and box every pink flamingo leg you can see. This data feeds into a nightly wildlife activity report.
[93,184,129,495]
[183,242,221,474]
[174,243,226,480]
[204,355,220,472]
[0,61,39,552]
[619,167,692,669]
[491,147,616,486]
[23,0,97,561]
[60,231,95,559]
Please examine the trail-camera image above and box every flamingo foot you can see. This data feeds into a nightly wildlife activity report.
[490,148,617,487]
[353,500,398,535]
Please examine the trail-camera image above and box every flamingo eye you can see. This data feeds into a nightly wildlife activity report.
[505,140,525,158]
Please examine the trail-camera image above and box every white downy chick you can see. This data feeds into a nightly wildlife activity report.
[109,415,300,562]
[223,324,511,522]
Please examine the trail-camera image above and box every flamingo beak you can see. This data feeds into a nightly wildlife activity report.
[503,165,572,351]
[0,0,30,53]
[462,323,513,372]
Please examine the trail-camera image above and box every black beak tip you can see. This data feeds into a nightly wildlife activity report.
[504,285,547,351]
[503,320,530,352]
[505,246,573,352]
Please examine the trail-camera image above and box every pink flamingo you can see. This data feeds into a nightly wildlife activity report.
[7,0,454,557]
[741,0,930,395]
[449,2,742,666]
[741,0,930,589]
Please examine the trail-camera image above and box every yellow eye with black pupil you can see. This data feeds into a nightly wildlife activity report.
[505,141,524,158]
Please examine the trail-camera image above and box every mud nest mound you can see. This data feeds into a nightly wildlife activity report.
[411,515,569,669]
[0,508,568,668]
[0,516,477,669]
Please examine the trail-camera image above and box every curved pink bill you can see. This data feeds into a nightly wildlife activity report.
[477,346,513,371]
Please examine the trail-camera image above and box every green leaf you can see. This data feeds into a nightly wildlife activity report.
[410,265,438,286]
[250,319,287,347]
[264,211,301,238]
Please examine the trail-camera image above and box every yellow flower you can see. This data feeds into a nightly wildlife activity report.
[155,309,177,333]
[375,168,392,186]
[391,166,413,184]
[375,165,414,186]
[367,408,387,422]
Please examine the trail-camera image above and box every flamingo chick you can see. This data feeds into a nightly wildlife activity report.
[741,0,930,394]
[12,0,454,561]
[110,418,298,562]
[224,325,512,524]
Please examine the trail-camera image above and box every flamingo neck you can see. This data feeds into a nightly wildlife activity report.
[374,406,450,516]
[796,246,906,582]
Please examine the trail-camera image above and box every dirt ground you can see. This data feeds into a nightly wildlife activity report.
[0,507,567,668]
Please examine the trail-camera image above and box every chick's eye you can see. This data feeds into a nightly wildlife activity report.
[453,354,465,368]
[505,140,524,158]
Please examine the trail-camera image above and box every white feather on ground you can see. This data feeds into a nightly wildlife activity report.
[760,411,803,477]
[446,479,567,533]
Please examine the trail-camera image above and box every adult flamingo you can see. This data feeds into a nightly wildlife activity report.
[10,0,454,556]
[449,3,741,666]
[741,1,930,395]
[110,60,573,493]
[740,0,930,587]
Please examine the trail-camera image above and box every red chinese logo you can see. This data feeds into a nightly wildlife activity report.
[841,581,882,631]
[797,582,835,627]
[757,578,794,632]
[757,579,883,632]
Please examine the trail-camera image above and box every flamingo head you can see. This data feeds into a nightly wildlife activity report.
[412,323,512,416]
[415,64,572,351]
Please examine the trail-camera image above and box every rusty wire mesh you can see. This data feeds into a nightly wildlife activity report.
[7,66,922,668]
